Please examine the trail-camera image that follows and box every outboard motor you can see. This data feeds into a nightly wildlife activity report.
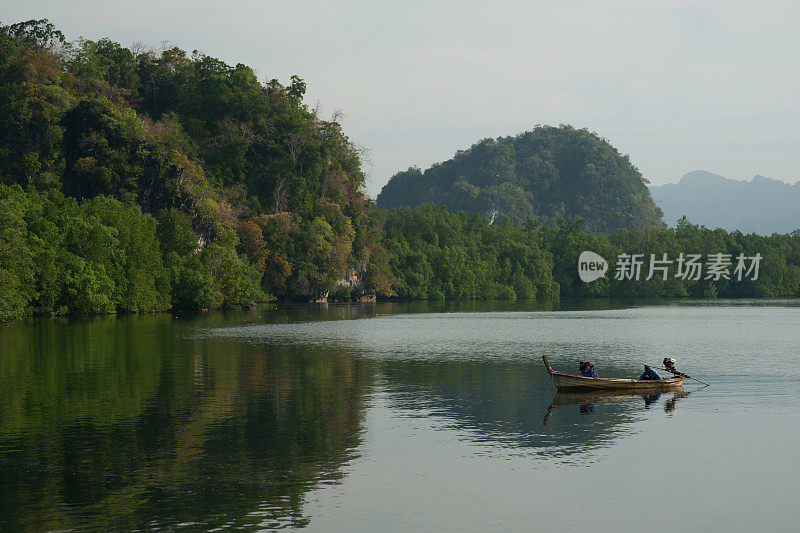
[663,357,677,374]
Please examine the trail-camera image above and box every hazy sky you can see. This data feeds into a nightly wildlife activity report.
[4,0,798,197]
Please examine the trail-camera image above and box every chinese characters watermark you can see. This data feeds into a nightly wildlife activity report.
[579,251,762,282]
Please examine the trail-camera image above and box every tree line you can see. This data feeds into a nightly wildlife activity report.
[2,20,800,323]
[0,19,394,321]
[378,206,800,302]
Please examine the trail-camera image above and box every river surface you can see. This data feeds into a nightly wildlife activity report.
[1,299,799,532]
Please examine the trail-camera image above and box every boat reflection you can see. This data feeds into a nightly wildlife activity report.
[664,384,709,413]
[543,388,688,425]
[382,361,710,461]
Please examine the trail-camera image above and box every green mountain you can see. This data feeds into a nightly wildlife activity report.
[0,19,395,321]
[377,125,664,232]
[3,20,799,321]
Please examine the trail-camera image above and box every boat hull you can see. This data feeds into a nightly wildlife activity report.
[549,372,684,391]
[542,355,684,391]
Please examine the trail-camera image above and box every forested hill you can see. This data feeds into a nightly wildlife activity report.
[0,19,395,321]
[3,20,800,323]
[376,126,665,232]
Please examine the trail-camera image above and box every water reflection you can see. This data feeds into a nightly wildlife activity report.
[0,315,373,531]
[543,389,690,426]
[380,362,701,462]
[663,385,709,413]
[0,299,771,531]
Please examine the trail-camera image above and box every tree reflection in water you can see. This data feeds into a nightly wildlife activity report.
[0,314,373,531]
[0,301,713,530]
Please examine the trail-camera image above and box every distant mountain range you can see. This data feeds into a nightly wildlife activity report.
[650,171,800,234]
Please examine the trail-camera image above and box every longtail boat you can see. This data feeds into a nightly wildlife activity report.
[542,355,684,391]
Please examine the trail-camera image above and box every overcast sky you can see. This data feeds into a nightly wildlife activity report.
[4,0,798,197]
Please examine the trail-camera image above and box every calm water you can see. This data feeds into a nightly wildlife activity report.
[2,299,799,532]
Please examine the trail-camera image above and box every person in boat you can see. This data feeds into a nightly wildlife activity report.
[639,365,661,380]
[579,361,598,378]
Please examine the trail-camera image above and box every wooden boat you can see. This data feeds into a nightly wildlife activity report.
[542,355,684,391]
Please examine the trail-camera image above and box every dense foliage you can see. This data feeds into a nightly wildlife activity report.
[377,126,665,232]
[0,185,169,319]
[544,216,800,298]
[2,20,799,323]
[377,207,800,302]
[380,205,558,300]
[380,208,800,300]
[0,19,394,321]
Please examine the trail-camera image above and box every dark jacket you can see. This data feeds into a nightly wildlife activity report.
[639,365,661,380]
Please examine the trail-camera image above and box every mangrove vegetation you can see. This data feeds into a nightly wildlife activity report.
[2,19,800,323]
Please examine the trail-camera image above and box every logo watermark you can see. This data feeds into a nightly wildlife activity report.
[578,251,608,282]
[578,251,762,282]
